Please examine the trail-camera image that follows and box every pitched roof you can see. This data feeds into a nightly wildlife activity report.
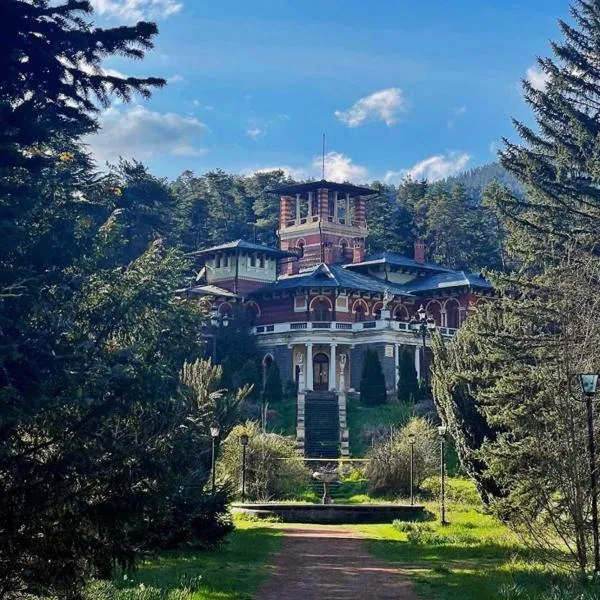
[344,251,452,274]
[178,284,240,298]
[268,179,376,196]
[250,263,413,297]
[402,271,492,293]
[188,239,294,258]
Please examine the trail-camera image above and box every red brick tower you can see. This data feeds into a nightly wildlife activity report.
[273,180,375,272]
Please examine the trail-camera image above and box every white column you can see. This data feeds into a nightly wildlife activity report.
[414,345,421,380]
[333,191,339,221]
[306,342,314,390]
[329,343,337,391]
[307,192,313,218]
[295,193,301,223]
[345,193,350,222]
[395,344,400,390]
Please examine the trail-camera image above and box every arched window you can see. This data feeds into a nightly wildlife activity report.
[444,299,460,329]
[311,297,332,321]
[372,302,383,320]
[425,301,442,326]
[218,302,233,318]
[352,299,368,323]
[245,301,260,326]
[394,305,409,322]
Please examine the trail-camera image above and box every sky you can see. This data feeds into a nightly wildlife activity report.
[85,0,568,183]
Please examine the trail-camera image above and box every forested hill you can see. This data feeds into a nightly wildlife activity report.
[104,160,516,278]
[442,162,522,202]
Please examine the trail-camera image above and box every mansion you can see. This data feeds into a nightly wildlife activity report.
[186,180,491,457]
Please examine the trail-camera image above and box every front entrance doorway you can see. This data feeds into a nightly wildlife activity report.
[313,352,329,391]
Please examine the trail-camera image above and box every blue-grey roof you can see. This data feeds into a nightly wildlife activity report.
[251,263,413,297]
[345,251,453,273]
[402,271,492,293]
[188,239,293,258]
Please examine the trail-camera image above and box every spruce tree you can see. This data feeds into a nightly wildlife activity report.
[263,360,283,404]
[360,348,387,406]
[397,346,420,404]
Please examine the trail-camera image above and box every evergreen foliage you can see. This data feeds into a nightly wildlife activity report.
[432,0,600,571]
[397,346,420,404]
[239,359,260,401]
[360,348,387,406]
[263,360,283,404]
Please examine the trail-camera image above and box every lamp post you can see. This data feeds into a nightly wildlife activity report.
[579,373,600,574]
[438,425,448,525]
[240,433,249,503]
[208,305,230,363]
[210,422,220,495]
[408,433,415,506]
[410,304,437,389]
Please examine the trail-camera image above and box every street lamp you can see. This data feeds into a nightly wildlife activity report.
[208,304,230,363]
[408,433,415,506]
[210,422,220,495]
[240,433,249,503]
[438,425,448,525]
[410,304,437,389]
[579,373,600,574]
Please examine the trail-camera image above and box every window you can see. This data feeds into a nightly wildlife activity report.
[250,253,256,267]
[259,254,265,268]
[215,253,221,268]
[311,298,332,321]
[354,303,366,322]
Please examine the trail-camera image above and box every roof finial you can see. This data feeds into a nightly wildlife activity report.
[322,133,326,180]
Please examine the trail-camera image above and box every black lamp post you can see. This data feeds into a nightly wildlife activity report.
[209,305,230,363]
[438,425,448,525]
[240,433,249,503]
[210,422,220,495]
[579,373,600,574]
[410,304,437,388]
[408,433,415,506]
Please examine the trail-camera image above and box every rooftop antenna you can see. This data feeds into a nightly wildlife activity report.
[322,133,326,180]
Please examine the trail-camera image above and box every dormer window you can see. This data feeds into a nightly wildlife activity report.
[250,253,257,267]
[259,254,265,268]
[215,253,221,268]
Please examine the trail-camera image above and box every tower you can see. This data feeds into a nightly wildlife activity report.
[272,180,376,273]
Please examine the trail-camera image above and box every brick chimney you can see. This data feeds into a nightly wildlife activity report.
[414,239,426,264]
[353,242,365,264]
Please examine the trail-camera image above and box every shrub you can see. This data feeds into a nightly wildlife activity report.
[217,421,310,501]
[284,379,298,397]
[239,359,260,401]
[360,348,387,406]
[365,417,438,496]
[420,476,481,506]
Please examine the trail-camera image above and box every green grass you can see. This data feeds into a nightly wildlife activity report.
[267,394,296,436]
[353,478,598,600]
[105,524,281,600]
[346,396,413,456]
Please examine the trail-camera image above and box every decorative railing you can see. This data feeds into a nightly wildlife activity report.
[253,321,458,337]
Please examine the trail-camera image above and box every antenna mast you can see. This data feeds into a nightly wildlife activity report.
[322,133,326,180]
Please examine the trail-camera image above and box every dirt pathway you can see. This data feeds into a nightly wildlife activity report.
[254,527,419,600]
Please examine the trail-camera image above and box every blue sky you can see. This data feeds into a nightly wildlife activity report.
[86,0,568,183]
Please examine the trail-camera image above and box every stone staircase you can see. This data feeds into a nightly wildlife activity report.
[304,391,340,458]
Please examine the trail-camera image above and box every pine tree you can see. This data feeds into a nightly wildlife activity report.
[397,347,420,404]
[360,348,387,406]
[499,0,600,263]
[263,360,283,404]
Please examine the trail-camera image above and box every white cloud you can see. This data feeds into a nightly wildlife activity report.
[315,151,368,182]
[525,65,550,91]
[384,152,471,184]
[447,105,467,128]
[489,141,499,155]
[166,74,183,83]
[335,88,406,127]
[249,150,368,183]
[85,104,208,164]
[90,0,182,22]
[246,128,263,141]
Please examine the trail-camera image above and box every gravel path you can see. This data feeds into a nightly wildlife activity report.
[254,527,419,600]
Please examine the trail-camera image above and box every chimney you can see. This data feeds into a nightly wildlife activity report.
[287,259,299,275]
[353,242,365,264]
[323,243,334,264]
[414,239,426,264]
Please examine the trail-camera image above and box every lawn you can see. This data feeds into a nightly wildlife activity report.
[93,523,281,600]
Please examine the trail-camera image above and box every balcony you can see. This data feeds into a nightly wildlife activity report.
[252,320,457,337]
